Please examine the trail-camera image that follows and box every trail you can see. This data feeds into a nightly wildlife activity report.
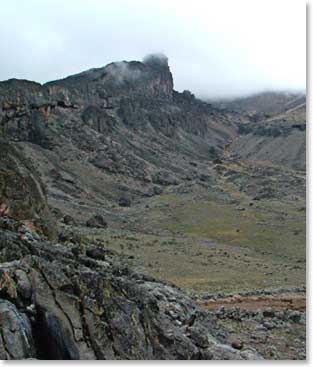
[196,291,306,312]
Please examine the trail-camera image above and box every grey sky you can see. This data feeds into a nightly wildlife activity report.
[0,0,306,99]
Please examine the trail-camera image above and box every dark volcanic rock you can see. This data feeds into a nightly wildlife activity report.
[81,106,115,134]
[0,217,261,360]
[0,299,35,359]
[63,215,76,226]
[118,196,131,207]
[231,340,244,350]
[86,214,107,229]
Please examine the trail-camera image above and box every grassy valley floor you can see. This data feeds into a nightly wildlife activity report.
[65,158,305,295]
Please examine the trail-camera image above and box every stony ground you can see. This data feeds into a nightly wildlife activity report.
[195,289,306,359]
[213,307,305,360]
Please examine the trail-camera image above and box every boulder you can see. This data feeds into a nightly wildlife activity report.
[63,215,76,226]
[86,215,107,229]
[118,196,131,207]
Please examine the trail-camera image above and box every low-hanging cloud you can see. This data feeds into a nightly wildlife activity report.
[105,62,143,84]
[143,53,169,67]
[0,0,306,99]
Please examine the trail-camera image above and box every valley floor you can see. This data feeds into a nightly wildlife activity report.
[66,158,305,295]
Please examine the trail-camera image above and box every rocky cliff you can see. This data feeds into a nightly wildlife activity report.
[0,55,237,224]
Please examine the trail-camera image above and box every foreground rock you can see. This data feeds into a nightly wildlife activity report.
[0,217,261,360]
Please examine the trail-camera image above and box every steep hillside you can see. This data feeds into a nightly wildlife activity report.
[212,91,306,170]
[213,91,305,119]
[232,97,305,170]
[0,56,239,222]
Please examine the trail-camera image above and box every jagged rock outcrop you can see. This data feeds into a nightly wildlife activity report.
[0,55,226,142]
[0,55,238,222]
[0,217,261,360]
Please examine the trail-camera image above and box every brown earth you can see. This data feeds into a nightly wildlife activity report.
[196,292,306,312]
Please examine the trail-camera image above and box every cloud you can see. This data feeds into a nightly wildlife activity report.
[0,0,306,98]
[143,53,169,67]
[105,62,142,84]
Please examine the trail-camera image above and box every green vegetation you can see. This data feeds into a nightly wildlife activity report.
[161,195,305,260]
[61,181,305,295]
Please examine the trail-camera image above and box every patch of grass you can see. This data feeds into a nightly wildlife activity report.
[161,196,305,261]
[62,185,305,294]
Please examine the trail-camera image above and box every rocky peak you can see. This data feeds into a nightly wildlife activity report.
[142,53,173,99]
[44,54,173,101]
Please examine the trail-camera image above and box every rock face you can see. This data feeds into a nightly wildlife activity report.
[0,299,35,359]
[0,217,260,360]
[0,139,56,240]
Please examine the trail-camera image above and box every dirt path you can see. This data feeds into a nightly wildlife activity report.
[196,292,306,312]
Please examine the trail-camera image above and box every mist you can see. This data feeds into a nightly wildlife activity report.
[0,0,306,99]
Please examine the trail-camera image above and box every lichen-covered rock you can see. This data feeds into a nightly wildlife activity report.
[0,217,262,360]
[0,299,35,359]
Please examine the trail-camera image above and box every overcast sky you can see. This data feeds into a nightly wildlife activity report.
[0,0,306,99]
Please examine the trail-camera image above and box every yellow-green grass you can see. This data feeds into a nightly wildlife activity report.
[61,167,305,295]
[157,194,305,261]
